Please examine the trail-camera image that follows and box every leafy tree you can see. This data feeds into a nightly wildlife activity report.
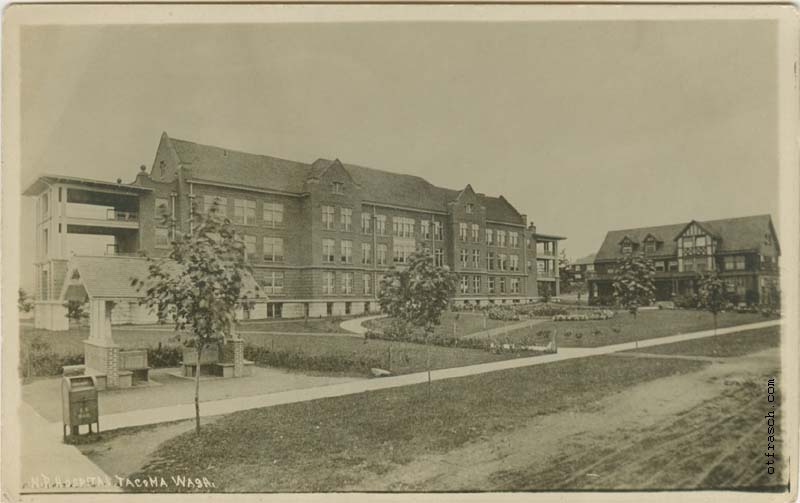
[18,288,34,313]
[132,201,258,433]
[698,271,726,335]
[612,252,656,318]
[63,300,88,324]
[378,249,458,390]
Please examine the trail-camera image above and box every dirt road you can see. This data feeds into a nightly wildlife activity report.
[349,348,784,491]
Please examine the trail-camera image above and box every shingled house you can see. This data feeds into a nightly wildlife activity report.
[587,215,780,305]
[24,132,564,329]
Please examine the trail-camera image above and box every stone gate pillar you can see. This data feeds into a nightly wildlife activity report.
[84,299,121,389]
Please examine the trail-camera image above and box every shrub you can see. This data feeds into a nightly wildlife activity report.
[20,338,84,378]
[589,295,615,307]
[552,310,615,322]
[147,343,183,368]
[486,306,521,321]
[673,293,699,309]
[244,344,383,375]
[518,305,568,317]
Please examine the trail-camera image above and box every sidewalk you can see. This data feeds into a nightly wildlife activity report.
[20,403,121,493]
[463,318,546,339]
[92,318,780,432]
[339,314,386,335]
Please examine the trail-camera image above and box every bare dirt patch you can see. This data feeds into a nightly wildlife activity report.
[349,347,784,492]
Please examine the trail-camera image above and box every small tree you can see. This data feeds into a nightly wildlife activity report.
[63,300,88,325]
[698,271,726,335]
[18,289,34,313]
[612,253,656,319]
[378,249,457,391]
[132,201,257,433]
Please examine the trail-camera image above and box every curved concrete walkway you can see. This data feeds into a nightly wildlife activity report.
[339,314,386,335]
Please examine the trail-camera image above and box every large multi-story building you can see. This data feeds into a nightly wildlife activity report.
[587,215,780,304]
[24,132,565,329]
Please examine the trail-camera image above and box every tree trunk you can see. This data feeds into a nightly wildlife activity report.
[714,313,718,337]
[194,345,202,434]
[426,331,431,398]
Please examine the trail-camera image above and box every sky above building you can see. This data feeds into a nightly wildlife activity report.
[19,20,779,289]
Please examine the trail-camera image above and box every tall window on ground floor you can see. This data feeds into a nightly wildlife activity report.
[260,272,284,294]
[510,278,520,294]
[460,276,469,294]
[499,277,506,293]
[363,273,372,295]
[266,302,283,318]
[243,235,257,261]
[341,272,353,294]
[435,248,444,267]
[472,275,481,294]
[488,276,496,294]
[322,272,335,294]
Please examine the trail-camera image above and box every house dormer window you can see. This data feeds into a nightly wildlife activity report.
[644,238,656,253]
[622,244,633,254]
[466,203,473,214]
[332,182,344,194]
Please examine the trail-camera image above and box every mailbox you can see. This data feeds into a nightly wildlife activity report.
[61,375,99,439]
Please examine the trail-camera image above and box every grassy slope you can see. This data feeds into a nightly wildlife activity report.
[500,310,771,348]
[243,333,530,376]
[364,311,514,337]
[629,326,780,358]
[122,355,708,492]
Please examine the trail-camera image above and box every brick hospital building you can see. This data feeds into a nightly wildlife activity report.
[25,133,564,329]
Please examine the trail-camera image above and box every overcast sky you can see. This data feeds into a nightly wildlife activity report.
[20,20,779,289]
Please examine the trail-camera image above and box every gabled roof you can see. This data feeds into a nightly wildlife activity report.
[672,220,719,241]
[573,253,596,266]
[594,215,779,261]
[60,255,260,300]
[169,136,313,194]
[164,134,525,224]
[62,256,152,299]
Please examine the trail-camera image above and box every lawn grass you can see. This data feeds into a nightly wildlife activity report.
[119,354,708,492]
[498,309,772,348]
[364,310,514,338]
[241,332,528,376]
[628,326,780,358]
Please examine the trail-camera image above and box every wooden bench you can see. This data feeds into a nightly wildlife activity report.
[120,349,150,385]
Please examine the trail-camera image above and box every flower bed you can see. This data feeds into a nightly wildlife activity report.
[552,310,615,322]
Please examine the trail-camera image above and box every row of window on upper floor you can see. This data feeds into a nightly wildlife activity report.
[598,254,755,275]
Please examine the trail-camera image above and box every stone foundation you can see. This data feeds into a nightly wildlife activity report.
[84,340,120,388]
